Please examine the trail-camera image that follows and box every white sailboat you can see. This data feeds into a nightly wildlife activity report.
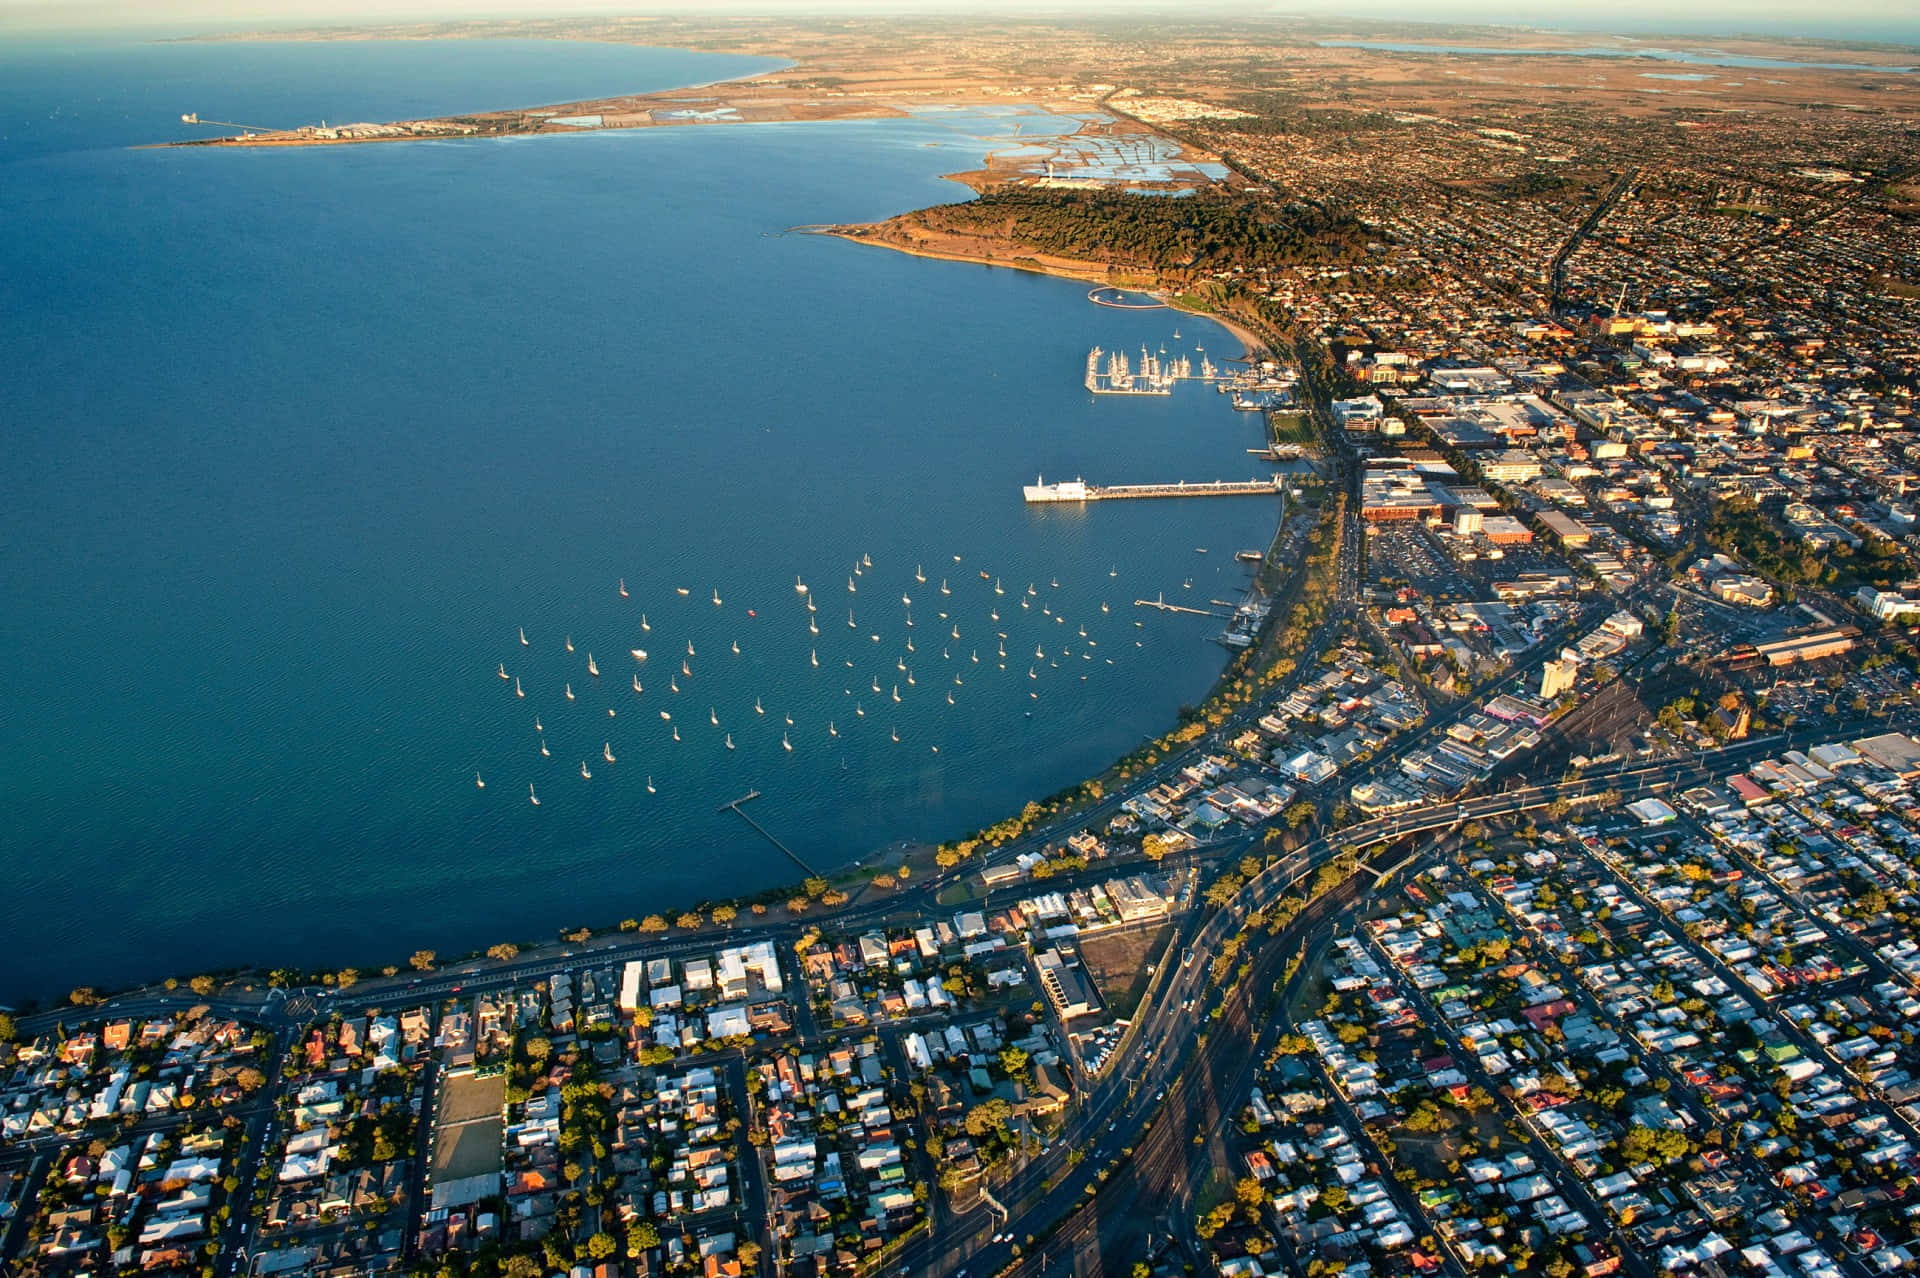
[712,588,722,606]
[529,783,540,806]
[581,760,592,779]
[619,578,629,598]
[586,654,599,676]
[475,772,485,789]
[540,737,550,757]
[641,614,650,631]
[756,697,765,714]
[515,677,525,698]
[633,674,643,693]
[565,635,574,652]
[603,742,615,763]
[915,564,925,582]
[811,649,818,667]
[782,731,792,752]
[519,627,528,647]
[498,662,509,680]
[725,733,735,750]
[646,776,656,793]
[565,683,575,701]
[631,647,648,661]
[795,575,808,593]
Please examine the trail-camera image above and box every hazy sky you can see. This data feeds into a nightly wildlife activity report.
[3,0,1915,41]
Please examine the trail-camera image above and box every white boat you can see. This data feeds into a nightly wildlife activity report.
[940,578,950,595]
[619,578,629,597]
[807,597,816,612]
[607,707,615,717]
[848,610,857,628]
[906,672,915,686]
[891,685,901,703]
[682,660,691,677]
[631,647,648,662]
[785,712,793,726]
[1051,578,1059,588]
[565,683,575,701]
[1101,602,1110,613]
[855,702,864,716]
[672,726,680,740]
[795,575,808,593]
[670,675,679,692]
[646,776,655,793]
[529,783,540,806]
[829,721,837,736]
[1109,566,1118,577]
[581,760,591,779]
[660,709,672,721]
[586,654,599,676]
[1029,666,1037,678]
[809,618,818,635]
[915,564,925,582]
[906,637,915,652]
[725,733,735,750]
[756,697,765,715]
[633,674,643,693]
[890,727,899,743]
[971,650,979,663]
[994,578,1004,595]
[947,691,954,705]
[603,742,615,763]
[565,635,574,652]
[687,639,696,656]
[514,677,524,698]
[712,588,722,606]
[872,676,881,692]
[902,593,912,606]
[897,657,907,672]
[475,772,485,789]
[676,586,690,596]
[518,627,528,647]
[534,717,543,731]
[710,708,719,726]
[811,649,818,666]
[498,662,509,680]
[862,552,872,568]
[540,738,550,757]
[1027,583,1037,596]
[732,640,741,655]
[641,614,650,631]
[848,575,856,593]
[782,732,792,752]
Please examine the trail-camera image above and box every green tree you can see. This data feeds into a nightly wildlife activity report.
[585,1233,615,1260]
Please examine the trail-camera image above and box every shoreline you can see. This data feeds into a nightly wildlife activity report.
[822,228,1270,362]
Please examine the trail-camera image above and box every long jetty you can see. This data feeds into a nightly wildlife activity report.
[718,790,817,877]
[1024,475,1283,504]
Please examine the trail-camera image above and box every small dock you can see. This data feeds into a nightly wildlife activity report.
[1025,475,1284,504]
[719,791,817,877]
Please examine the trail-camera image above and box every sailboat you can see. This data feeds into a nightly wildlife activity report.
[782,731,792,752]
[1028,583,1037,596]
[725,734,735,750]
[892,685,901,703]
[581,760,592,779]
[641,614,650,631]
[947,691,954,705]
[811,649,819,667]
[890,727,900,743]
[1101,602,1110,613]
[540,737,550,757]
[848,610,857,629]
[633,674,644,693]
[872,676,882,693]
[848,575,857,593]
[907,671,916,686]
[498,663,510,680]
[603,742,616,763]
[515,677,525,699]
[906,637,915,653]
[855,702,865,716]
[519,627,528,647]
[829,721,838,737]
[902,593,912,607]
[795,575,808,593]
[810,618,818,635]
[475,772,485,789]
[631,647,648,661]
[710,707,720,726]
[687,639,696,657]
[534,717,543,732]
[660,709,672,721]
[676,586,690,596]
[619,578,629,598]
[732,639,741,655]
[862,552,872,568]
[1109,566,1118,578]
[672,725,680,741]
[565,683,575,701]
[785,712,794,726]
[587,654,599,677]
[529,783,540,806]
[712,588,723,606]
[940,578,950,595]
[682,659,692,677]
[994,578,1004,595]
[915,564,925,583]
[755,697,765,715]
[565,635,574,652]
[646,776,656,794]
[670,675,679,693]
[971,649,979,663]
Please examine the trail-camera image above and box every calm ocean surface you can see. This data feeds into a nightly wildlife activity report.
[0,39,1281,1001]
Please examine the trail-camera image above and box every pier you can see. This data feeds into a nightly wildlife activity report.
[1024,475,1284,504]
[719,790,817,877]
[1134,595,1227,618]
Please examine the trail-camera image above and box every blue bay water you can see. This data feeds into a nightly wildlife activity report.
[0,40,1280,1001]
